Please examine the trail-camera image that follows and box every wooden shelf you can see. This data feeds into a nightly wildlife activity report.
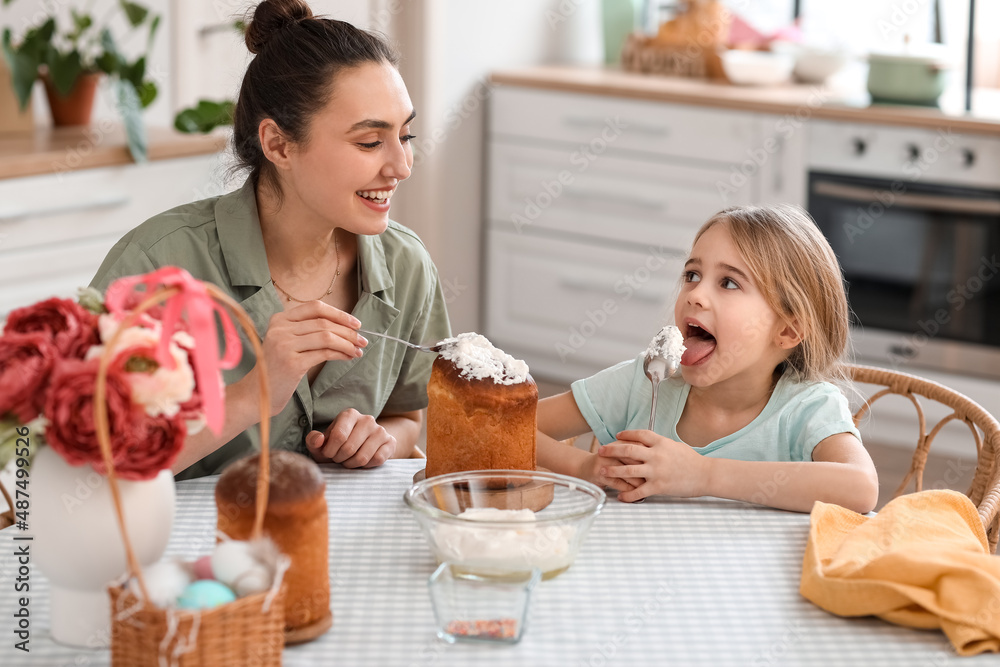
[0,125,228,180]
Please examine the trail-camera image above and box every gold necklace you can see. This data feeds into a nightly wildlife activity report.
[271,233,341,303]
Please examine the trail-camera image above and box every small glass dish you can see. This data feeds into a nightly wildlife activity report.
[428,563,540,645]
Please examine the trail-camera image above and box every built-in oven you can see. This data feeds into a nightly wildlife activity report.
[806,120,1000,381]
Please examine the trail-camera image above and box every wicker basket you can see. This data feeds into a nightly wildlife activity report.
[94,282,286,667]
[620,32,726,80]
[0,478,14,530]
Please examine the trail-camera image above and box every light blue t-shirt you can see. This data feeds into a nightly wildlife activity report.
[571,355,861,462]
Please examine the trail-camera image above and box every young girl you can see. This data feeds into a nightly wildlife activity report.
[536,204,879,514]
[91,0,450,478]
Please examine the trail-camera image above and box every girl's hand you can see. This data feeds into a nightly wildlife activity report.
[305,408,397,468]
[247,302,366,416]
[599,429,711,503]
[576,452,642,497]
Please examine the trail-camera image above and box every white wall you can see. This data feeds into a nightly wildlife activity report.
[172,0,371,113]
[388,0,605,335]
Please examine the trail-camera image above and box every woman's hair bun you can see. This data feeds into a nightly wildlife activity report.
[244,0,314,55]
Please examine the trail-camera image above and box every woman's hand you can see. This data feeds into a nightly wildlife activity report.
[246,302,366,416]
[305,408,397,468]
[599,429,711,503]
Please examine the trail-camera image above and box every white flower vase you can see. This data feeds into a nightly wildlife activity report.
[32,446,175,648]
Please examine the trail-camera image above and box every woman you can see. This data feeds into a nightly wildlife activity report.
[91,0,450,479]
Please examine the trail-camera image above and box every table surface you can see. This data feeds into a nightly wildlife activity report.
[1,459,996,666]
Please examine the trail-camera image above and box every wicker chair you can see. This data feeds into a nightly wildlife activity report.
[850,364,1000,553]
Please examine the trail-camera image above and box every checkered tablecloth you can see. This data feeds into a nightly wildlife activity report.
[0,459,991,666]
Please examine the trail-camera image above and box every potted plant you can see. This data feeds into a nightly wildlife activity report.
[0,0,161,161]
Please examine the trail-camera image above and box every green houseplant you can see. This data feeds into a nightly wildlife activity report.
[0,0,161,161]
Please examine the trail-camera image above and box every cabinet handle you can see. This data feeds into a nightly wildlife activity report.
[563,188,665,212]
[559,277,668,304]
[0,192,131,222]
[811,180,1000,215]
[562,116,668,137]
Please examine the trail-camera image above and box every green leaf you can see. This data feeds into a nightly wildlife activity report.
[69,10,93,41]
[114,78,147,163]
[2,29,41,109]
[119,0,150,27]
[147,15,161,50]
[138,79,156,108]
[46,48,83,97]
[100,28,119,59]
[173,99,235,134]
[95,52,118,74]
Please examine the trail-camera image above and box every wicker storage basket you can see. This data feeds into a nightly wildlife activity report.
[620,32,726,80]
[94,282,286,667]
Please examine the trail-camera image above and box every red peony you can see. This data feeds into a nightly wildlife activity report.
[111,413,187,481]
[5,297,99,358]
[43,358,187,481]
[43,359,138,469]
[0,332,59,422]
[0,268,234,482]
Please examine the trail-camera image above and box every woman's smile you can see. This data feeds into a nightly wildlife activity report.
[355,187,396,211]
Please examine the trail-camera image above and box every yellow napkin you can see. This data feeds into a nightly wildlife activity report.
[800,489,1000,656]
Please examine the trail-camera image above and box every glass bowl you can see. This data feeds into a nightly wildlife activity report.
[428,563,540,644]
[404,469,606,580]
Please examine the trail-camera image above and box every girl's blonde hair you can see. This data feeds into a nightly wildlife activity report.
[694,204,851,384]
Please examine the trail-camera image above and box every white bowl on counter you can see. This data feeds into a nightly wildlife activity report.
[720,49,795,86]
[793,48,850,83]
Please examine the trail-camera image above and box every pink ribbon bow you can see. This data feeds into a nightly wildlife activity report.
[104,267,242,436]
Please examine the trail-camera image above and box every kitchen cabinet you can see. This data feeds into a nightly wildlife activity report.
[0,154,225,320]
[485,86,804,382]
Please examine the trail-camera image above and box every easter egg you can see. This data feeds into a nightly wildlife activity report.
[140,560,192,609]
[211,540,257,587]
[193,554,214,580]
[176,580,236,610]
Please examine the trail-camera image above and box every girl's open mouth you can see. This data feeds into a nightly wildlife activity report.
[682,323,717,366]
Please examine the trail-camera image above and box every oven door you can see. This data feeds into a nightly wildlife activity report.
[808,172,1000,380]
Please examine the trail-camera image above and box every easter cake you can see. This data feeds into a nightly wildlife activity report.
[424,333,538,479]
[215,450,331,643]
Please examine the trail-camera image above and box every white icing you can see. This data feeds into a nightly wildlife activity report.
[644,325,685,365]
[431,508,575,575]
[438,332,530,385]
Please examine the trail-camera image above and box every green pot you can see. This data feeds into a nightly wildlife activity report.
[867,52,950,106]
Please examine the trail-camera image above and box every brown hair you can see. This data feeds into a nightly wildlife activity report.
[693,204,852,384]
[233,0,400,197]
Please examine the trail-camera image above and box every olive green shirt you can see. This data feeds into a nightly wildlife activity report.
[91,180,451,480]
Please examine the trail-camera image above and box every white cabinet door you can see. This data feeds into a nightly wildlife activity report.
[488,143,751,248]
[492,88,761,164]
[0,154,225,319]
[486,228,686,383]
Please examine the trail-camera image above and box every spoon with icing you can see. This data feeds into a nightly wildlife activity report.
[642,325,685,431]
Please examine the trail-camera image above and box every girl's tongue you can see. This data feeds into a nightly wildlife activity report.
[681,334,716,366]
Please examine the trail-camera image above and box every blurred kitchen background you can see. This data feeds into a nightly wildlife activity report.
[2,0,999,506]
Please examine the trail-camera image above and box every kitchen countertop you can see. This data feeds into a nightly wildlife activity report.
[491,66,1000,137]
[0,125,228,180]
